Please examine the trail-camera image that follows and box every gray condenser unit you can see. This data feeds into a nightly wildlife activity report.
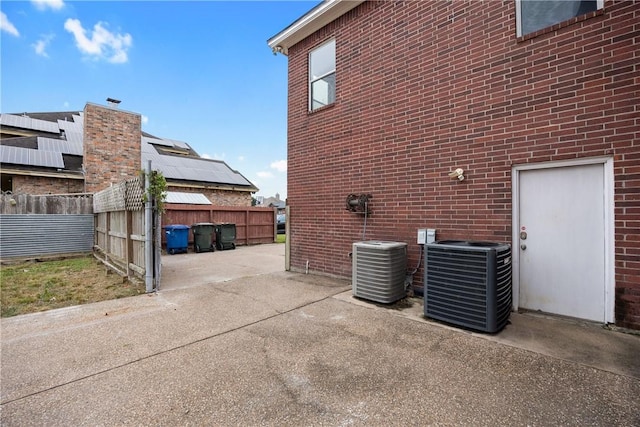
[352,241,408,304]
[424,241,512,333]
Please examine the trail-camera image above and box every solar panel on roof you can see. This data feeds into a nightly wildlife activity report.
[141,151,163,165]
[0,145,17,163]
[38,137,83,155]
[57,120,83,138]
[0,145,64,168]
[32,150,64,168]
[0,114,59,133]
[144,137,172,147]
[141,141,156,153]
[150,153,252,186]
[155,137,191,149]
[64,131,83,145]
[1,112,254,188]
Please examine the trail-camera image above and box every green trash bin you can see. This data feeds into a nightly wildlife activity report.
[191,223,215,253]
[214,223,236,250]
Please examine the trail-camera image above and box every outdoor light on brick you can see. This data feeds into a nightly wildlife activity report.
[448,168,465,181]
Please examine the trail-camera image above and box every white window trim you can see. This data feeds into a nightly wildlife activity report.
[515,0,604,37]
[309,39,336,111]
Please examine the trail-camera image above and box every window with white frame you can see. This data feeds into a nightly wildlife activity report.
[516,0,603,37]
[309,39,336,111]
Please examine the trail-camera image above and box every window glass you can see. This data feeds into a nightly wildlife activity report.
[309,39,336,111]
[518,0,599,36]
[311,73,336,110]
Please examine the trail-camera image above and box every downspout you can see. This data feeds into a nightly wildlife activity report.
[145,160,154,293]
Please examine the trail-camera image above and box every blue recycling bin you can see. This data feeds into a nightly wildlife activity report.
[164,224,190,255]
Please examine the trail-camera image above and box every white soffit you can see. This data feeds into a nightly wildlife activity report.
[267,0,365,55]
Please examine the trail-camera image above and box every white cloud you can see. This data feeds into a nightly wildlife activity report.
[270,160,287,173]
[257,171,273,178]
[32,34,54,57]
[64,18,132,64]
[141,115,149,125]
[201,154,212,159]
[238,156,245,162]
[32,0,65,11]
[1,12,19,37]
[63,101,69,108]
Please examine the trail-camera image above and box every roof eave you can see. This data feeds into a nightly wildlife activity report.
[167,180,258,193]
[0,166,84,180]
[267,0,365,55]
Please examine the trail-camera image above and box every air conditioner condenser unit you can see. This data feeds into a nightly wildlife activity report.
[352,241,408,304]
[424,240,512,333]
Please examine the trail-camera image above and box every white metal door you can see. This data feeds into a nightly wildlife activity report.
[517,163,606,321]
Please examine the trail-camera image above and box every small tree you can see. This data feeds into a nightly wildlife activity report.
[141,170,167,213]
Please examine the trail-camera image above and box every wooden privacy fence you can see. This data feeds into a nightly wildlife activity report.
[163,205,277,246]
[93,177,159,287]
[0,192,93,214]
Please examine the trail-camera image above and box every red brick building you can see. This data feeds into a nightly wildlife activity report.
[269,0,639,329]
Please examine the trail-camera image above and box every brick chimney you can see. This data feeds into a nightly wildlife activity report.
[83,101,142,193]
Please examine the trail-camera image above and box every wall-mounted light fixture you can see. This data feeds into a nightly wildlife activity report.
[448,168,465,181]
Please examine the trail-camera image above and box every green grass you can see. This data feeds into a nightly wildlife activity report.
[276,234,286,243]
[1,256,145,318]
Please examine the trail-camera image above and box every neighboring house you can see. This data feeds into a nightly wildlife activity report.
[0,102,258,206]
[269,1,639,330]
[260,193,286,213]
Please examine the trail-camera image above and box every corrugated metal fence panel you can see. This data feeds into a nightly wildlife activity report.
[0,215,94,259]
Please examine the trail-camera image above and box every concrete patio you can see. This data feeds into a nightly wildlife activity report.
[2,244,638,426]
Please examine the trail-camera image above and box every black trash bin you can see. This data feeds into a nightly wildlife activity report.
[214,223,236,250]
[191,223,215,253]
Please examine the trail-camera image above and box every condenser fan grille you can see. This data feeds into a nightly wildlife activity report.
[425,241,512,333]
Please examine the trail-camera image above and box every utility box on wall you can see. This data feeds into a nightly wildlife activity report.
[417,229,436,244]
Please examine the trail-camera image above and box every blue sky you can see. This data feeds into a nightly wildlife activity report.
[1,0,320,199]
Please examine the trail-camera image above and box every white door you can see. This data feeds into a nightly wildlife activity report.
[517,163,606,321]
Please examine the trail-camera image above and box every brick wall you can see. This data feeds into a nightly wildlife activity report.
[286,1,639,328]
[83,103,142,193]
[167,185,252,206]
[12,175,84,195]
